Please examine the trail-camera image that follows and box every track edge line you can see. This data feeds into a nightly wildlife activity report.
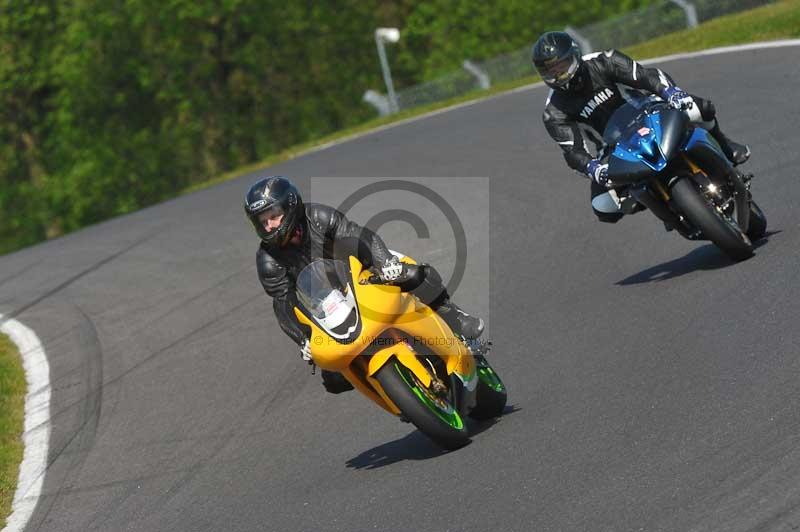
[1,316,51,532]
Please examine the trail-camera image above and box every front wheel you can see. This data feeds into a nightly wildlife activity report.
[375,357,470,450]
[670,177,753,261]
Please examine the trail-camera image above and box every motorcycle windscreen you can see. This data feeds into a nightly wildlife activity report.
[603,102,646,146]
[657,108,689,161]
[296,259,360,340]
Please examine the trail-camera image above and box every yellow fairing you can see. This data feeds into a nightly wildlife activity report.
[365,336,431,415]
[293,255,475,414]
[394,295,475,379]
[366,332,431,387]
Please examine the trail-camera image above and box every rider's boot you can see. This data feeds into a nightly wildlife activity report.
[409,264,484,339]
[435,300,484,340]
[709,119,750,166]
[321,369,354,394]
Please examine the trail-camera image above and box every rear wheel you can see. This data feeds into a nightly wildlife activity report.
[670,177,753,261]
[468,360,507,420]
[746,199,767,241]
[375,357,470,450]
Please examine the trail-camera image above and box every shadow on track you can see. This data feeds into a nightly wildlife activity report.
[346,405,519,470]
[616,230,779,286]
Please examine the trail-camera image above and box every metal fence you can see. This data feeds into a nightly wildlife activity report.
[395,69,478,110]
[364,0,777,114]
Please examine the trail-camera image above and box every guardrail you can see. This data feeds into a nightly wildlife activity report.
[364,0,776,115]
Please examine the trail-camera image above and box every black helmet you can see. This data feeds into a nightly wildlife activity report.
[244,176,304,247]
[532,31,582,90]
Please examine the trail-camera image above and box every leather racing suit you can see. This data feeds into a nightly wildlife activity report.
[542,49,748,223]
[256,203,481,392]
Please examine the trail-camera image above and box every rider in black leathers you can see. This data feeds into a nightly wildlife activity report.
[245,176,484,393]
[533,31,750,224]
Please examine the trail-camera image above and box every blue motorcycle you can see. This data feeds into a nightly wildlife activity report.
[604,95,766,261]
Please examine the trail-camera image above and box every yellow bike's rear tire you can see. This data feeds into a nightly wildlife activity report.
[469,363,507,420]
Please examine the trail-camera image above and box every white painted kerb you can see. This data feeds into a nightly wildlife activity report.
[1,316,51,532]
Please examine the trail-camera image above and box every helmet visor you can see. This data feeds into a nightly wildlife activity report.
[538,54,579,88]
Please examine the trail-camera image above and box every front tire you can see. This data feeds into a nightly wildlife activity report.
[670,177,753,261]
[375,357,470,450]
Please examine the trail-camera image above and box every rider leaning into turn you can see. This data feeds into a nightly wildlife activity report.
[244,176,484,394]
[532,31,751,225]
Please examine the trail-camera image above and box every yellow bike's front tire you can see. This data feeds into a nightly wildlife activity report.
[375,357,470,450]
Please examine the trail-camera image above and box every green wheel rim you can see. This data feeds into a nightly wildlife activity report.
[477,365,505,393]
[395,363,464,430]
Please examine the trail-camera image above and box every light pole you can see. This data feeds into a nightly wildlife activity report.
[374,27,400,113]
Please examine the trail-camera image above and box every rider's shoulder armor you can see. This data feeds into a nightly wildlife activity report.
[257,244,292,296]
[305,202,336,236]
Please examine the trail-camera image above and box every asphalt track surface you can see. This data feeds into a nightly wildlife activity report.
[3,45,800,532]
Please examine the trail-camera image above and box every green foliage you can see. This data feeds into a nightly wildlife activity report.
[0,332,25,529]
[624,0,800,58]
[0,0,692,254]
[0,0,63,252]
[394,0,655,80]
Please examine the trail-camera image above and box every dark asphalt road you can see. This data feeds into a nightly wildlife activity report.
[3,44,800,532]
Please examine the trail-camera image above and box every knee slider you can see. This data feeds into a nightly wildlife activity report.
[594,211,624,224]
[698,98,716,122]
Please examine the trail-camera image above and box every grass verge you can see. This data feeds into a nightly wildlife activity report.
[184,0,800,195]
[625,0,800,58]
[0,332,25,529]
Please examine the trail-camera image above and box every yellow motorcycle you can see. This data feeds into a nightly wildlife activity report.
[293,256,507,449]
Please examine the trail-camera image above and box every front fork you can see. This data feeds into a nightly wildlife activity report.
[629,180,699,238]
[630,155,754,238]
[685,160,752,233]
[425,340,480,416]
[683,135,753,231]
[369,335,478,417]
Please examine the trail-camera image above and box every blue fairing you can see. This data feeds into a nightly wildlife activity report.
[685,126,725,158]
[611,112,667,172]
